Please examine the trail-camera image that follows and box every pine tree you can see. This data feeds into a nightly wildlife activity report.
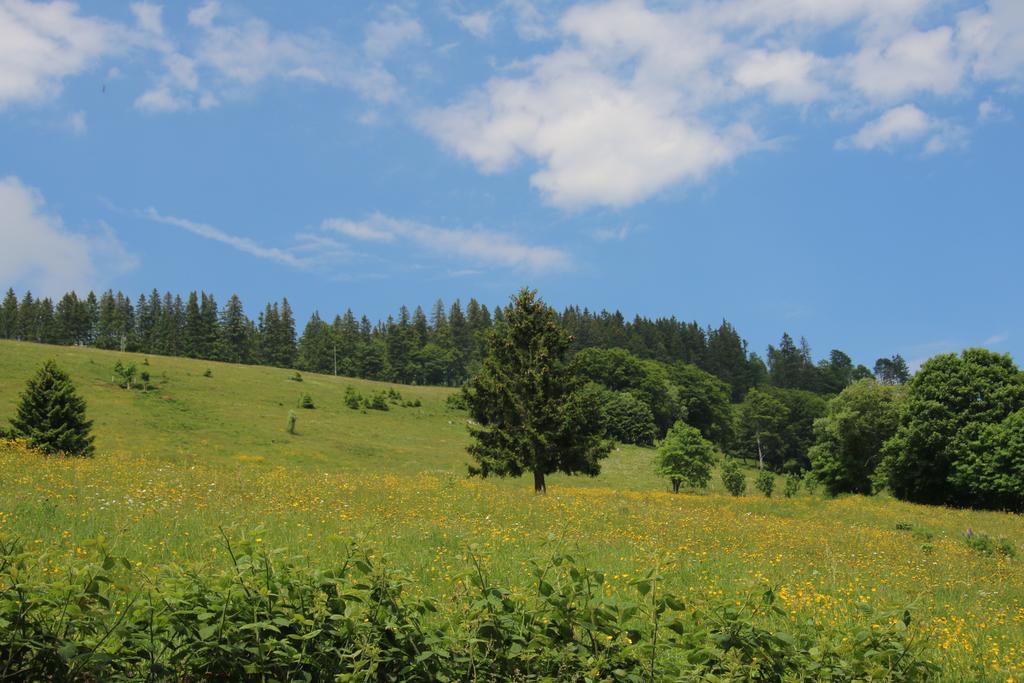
[277,298,298,368]
[183,291,203,358]
[9,360,95,457]
[1,288,19,339]
[217,294,251,363]
[297,311,334,374]
[465,288,611,493]
[16,291,35,341]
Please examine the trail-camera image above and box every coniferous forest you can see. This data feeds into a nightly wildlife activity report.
[0,286,908,397]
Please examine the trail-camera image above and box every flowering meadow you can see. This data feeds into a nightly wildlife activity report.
[1,341,1023,679]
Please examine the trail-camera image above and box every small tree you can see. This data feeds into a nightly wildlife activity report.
[286,411,297,434]
[755,471,775,498]
[113,360,137,390]
[721,460,746,496]
[656,422,716,493]
[784,473,802,498]
[298,393,315,409]
[9,360,95,457]
[465,289,611,493]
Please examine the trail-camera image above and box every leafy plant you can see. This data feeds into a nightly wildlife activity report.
[783,472,801,498]
[344,386,362,410]
[286,411,297,434]
[721,460,746,497]
[755,470,775,498]
[963,529,1017,558]
[298,393,315,409]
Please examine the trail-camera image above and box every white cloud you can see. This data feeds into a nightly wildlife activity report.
[455,11,493,38]
[840,104,932,150]
[0,176,136,296]
[0,0,125,108]
[592,225,632,242]
[132,2,404,112]
[849,27,964,101]
[839,103,966,154]
[421,0,1024,208]
[364,11,425,60]
[67,109,86,135]
[322,213,570,272]
[958,0,1024,82]
[733,48,827,104]
[978,97,1010,122]
[130,2,163,36]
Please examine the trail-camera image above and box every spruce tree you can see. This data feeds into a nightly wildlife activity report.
[9,360,95,457]
[1,288,19,339]
[465,288,611,493]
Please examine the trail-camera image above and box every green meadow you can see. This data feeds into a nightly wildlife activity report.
[1,339,1023,680]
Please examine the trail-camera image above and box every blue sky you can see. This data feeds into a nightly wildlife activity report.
[1,0,1022,369]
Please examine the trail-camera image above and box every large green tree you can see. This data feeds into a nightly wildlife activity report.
[8,360,95,457]
[735,388,789,471]
[878,349,1024,507]
[465,289,611,493]
[656,422,717,493]
[809,380,903,495]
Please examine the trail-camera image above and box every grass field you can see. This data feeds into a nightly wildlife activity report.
[1,340,1024,679]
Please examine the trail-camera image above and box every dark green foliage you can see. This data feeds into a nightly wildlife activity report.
[0,534,937,682]
[289,371,303,382]
[8,360,94,457]
[298,393,315,409]
[755,470,775,498]
[601,389,658,446]
[656,422,716,492]
[721,460,747,496]
[962,529,1017,558]
[571,347,675,435]
[365,392,389,411]
[784,472,802,498]
[343,386,362,410]
[948,408,1024,512]
[202,368,212,378]
[465,289,611,493]
[878,349,1024,508]
[665,362,734,446]
[445,392,468,410]
[809,380,903,496]
[874,354,911,385]
[735,388,788,470]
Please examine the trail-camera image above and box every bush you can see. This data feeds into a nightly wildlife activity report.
[366,392,389,411]
[403,398,422,408]
[446,392,468,411]
[344,386,362,409]
[289,371,303,382]
[387,387,403,403]
[963,530,1017,558]
[755,470,775,498]
[656,421,716,492]
[298,393,315,409]
[784,473,802,498]
[9,360,94,457]
[286,411,297,434]
[0,534,938,681]
[721,460,746,496]
[113,360,137,389]
[203,368,213,378]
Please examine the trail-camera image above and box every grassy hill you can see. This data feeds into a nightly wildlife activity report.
[1,340,1024,679]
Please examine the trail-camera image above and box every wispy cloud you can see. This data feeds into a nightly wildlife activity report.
[142,207,308,268]
[984,332,1009,346]
[322,213,571,273]
[137,207,567,274]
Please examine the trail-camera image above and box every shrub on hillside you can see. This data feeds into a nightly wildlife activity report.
[366,392,389,411]
[298,393,315,409]
[721,460,746,496]
[344,387,362,409]
[755,470,775,498]
[784,473,802,498]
